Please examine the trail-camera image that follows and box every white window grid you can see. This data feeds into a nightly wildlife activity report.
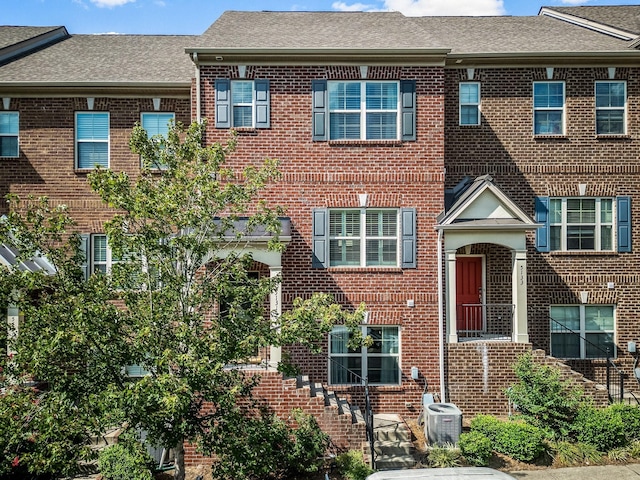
[328,325,400,385]
[550,304,616,359]
[230,80,255,128]
[595,80,627,135]
[549,197,614,252]
[459,82,480,126]
[0,111,19,158]
[533,81,565,135]
[328,81,400,140]
[328,209,400,267]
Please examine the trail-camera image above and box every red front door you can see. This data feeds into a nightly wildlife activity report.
[456,256,483,331]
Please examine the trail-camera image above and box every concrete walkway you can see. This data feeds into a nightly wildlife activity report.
[508,463,640,479]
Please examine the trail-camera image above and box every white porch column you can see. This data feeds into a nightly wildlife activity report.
[512,250,529,343]
[268,266,282,367]
[7,305,19,355]
[446,250,459,343]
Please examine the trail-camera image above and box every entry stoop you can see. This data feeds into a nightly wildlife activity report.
[373,414,417,470]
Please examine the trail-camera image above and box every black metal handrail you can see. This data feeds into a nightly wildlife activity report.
[549,316,625,403]
[326,355,375,470]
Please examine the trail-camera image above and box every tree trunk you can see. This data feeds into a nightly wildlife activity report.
[173,440,186,480]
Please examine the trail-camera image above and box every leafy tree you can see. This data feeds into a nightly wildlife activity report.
[505,353,585,439]
[0,120,364,479]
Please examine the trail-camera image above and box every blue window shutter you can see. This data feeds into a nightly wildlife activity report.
[215,79,231,128]
[400,80,416,141]
[254,79,270,128]
[312,208,328,268]
[617,196,631,253]
[80,234,90,280]
[401,208,417,268]
[312,80,328,141]
[535,197,550,252]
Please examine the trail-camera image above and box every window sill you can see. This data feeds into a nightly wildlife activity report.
[328,139,403,147]
[533,134,567,140]
[233,127,259,134]
[74,168,98,174]
[549,250,618,256]
[596,134,630,140]
[327,266,404,273]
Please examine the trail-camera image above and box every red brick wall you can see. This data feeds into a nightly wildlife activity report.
[198,65,446,415]
[444,66,640,383]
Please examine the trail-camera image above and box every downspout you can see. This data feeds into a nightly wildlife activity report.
[437,228,446,402]
[192,52,201,122]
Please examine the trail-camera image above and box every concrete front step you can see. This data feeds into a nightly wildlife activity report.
[373,414,417,470]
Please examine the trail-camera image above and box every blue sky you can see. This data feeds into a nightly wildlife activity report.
[3,0,640,35]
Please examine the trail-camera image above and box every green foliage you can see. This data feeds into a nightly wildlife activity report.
[506,353,584,439]
[550,441,602,467]
[0,121,365,478]
[458,430,493,466]
[335,450,374,480]
[609,404,640,442]
[98,433,154,480]
[208,409,329,480]
[572,405,627,452]
[0,387,94,477]
[427,444,462,468]
[469,414,545,463]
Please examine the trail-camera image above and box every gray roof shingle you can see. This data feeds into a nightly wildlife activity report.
[0,26,63,50]
[0,33,195,85]
[544,6,640,37]
[196,10,447,50]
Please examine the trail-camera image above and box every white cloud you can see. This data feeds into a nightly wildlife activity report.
[333,0,506,16]
[559,0,589,4]
[89,0,135,7]
[332,1,380,11]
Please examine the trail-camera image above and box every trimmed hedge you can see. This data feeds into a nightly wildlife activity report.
[469,414,545,463]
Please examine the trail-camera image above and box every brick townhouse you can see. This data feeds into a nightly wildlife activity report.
[1,4,640,453]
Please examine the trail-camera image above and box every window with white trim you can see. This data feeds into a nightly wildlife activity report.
[533,81,565,135]
[0,112,19,157]
[459,82,480,126]
[141,112,174,169]
[90,234,121,275]
[328,81,399,140]
[329,209,398,267]
[214,79,270,129]
[76,112,109,169]
[596,81,626,135]
[550,305,615,359]
[549,198,613,251]
[329,325,400,385]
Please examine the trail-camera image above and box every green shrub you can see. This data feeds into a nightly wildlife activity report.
[427,444,462,468]
[98,436,154,480]
[610,404,640,442]
[336,450,374,480]
[209,409,330,480]
[459,430,492,466]
[550,441,602,467]
[469,414,545,463]
[627,440,640,458]
[506,353,584,439]
[573,406,627,452]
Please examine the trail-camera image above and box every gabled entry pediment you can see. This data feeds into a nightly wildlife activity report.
[438,175,537,230]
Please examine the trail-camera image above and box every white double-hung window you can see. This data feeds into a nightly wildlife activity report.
[328,81,399,140]
[549,198,613,251]
[595,81,626,135]
[0,112,19,157]
[533,81,565,135]
[329,325,400,385]
[76,112,109,169]
[550,305,615,359]
[329,209,399,267]
[459,82,480,126]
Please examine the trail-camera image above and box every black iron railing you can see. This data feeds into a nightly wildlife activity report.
[549,316,625,403]
[456,303,515,339]
[326,355,375,470]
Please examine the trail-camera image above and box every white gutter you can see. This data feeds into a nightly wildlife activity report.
[437,228,446,402]
[192,52,201,123]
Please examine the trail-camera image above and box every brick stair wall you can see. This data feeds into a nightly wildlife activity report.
[184,370,368,466]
